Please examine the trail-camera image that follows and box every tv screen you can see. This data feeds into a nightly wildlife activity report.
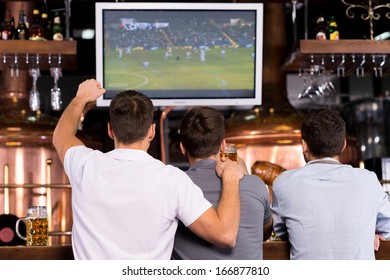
[96,2,263,107]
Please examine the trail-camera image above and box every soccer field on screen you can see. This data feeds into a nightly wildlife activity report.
[104,47,256,91]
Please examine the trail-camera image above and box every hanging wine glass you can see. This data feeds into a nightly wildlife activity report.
[299,66,324,99]
[321,70,336,96]
[10,54,19,78]
[50,67,62,111]
[298,68,309,99]
[29,68,41,112]
[305,67,323,99]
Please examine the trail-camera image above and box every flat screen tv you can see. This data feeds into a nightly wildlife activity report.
[95,2,263,107]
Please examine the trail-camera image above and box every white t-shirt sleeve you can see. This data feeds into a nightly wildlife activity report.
[64,146,99,184]
[175,171,212,227]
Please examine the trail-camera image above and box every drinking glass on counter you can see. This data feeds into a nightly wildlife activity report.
[15,206,48,246]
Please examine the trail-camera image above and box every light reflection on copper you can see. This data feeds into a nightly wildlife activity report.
[275,125,293,131]
[14,188,24,218]
[46,158,52,238]
[14,149,25,218]
[235,142,305,172]
[3,164,9,214]
[5,142,22,146]
[15,148,24,184]
[6,127,21,132]
[276,140,294,144]
[60,192,66,232]
[39,148,46,184]
[38,190,46,206]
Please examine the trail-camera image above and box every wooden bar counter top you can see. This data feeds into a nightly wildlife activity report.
[263,240,390,260]
[0,245,74,260]
[0,241,389,260]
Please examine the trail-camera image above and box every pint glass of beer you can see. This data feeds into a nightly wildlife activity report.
[220,143,238,161]
[15,206,48,246]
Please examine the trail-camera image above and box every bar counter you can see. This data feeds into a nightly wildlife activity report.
[1,241,389,260]
[263,241,390,260]
[0,245,74,260]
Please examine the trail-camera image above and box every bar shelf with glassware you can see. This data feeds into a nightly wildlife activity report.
[284,39,390,77]
[0,40,76,71]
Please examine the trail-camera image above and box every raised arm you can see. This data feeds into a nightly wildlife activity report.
[188,159,242,248]
[53,79,106,165]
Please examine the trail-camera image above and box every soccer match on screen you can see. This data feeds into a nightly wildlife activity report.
[102,9,257,97]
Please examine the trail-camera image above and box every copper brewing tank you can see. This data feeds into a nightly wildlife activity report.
[0,109,98,245]
[0,111,72,245]
[225,3,359,178]
[0,1,73,245]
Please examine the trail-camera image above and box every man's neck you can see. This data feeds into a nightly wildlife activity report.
[188,154,219,166]
[115,140,149,152]
[305,154,340,163]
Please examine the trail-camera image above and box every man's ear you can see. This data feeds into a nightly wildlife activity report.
[148,123,156,141]
[220,139,226,153]
[107,122,114,140]
[342,139,347,153]
[179,142,186,155]
[301,139,308,154]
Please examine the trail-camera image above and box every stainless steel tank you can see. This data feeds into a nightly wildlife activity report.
[341,97,390,161]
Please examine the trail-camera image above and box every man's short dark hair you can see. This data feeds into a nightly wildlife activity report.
[180,107,225,158]
[109,90,154,144]
[301,108,346,158]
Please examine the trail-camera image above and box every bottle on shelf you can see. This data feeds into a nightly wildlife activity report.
[16,10,29,40]
[29,9,45,40]
[2,10,15,40]
[327,15,339,40]
[0,20,4,39]
[10,17,16,39]
[315,15,327,40]
[41,12,52,40]
[52,12,63,41]
[24,12,29,29]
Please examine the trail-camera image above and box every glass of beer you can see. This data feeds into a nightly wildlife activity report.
[15,206,48,246]
[221,143,238,161]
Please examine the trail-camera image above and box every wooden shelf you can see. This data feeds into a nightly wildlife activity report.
[0,40,76,55]
[298,40,390,54]
[0,40,77,72]
[284,40,390,77]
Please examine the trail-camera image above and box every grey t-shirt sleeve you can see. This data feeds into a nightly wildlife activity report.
[241,175,272,225]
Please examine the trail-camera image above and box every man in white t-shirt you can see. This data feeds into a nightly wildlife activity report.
[53,79,242,260]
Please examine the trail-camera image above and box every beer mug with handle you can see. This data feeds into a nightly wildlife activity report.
[220,143,238,162]
[15,206,48,246]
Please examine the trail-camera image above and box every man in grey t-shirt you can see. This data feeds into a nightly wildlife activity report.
[172,107,272,260]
